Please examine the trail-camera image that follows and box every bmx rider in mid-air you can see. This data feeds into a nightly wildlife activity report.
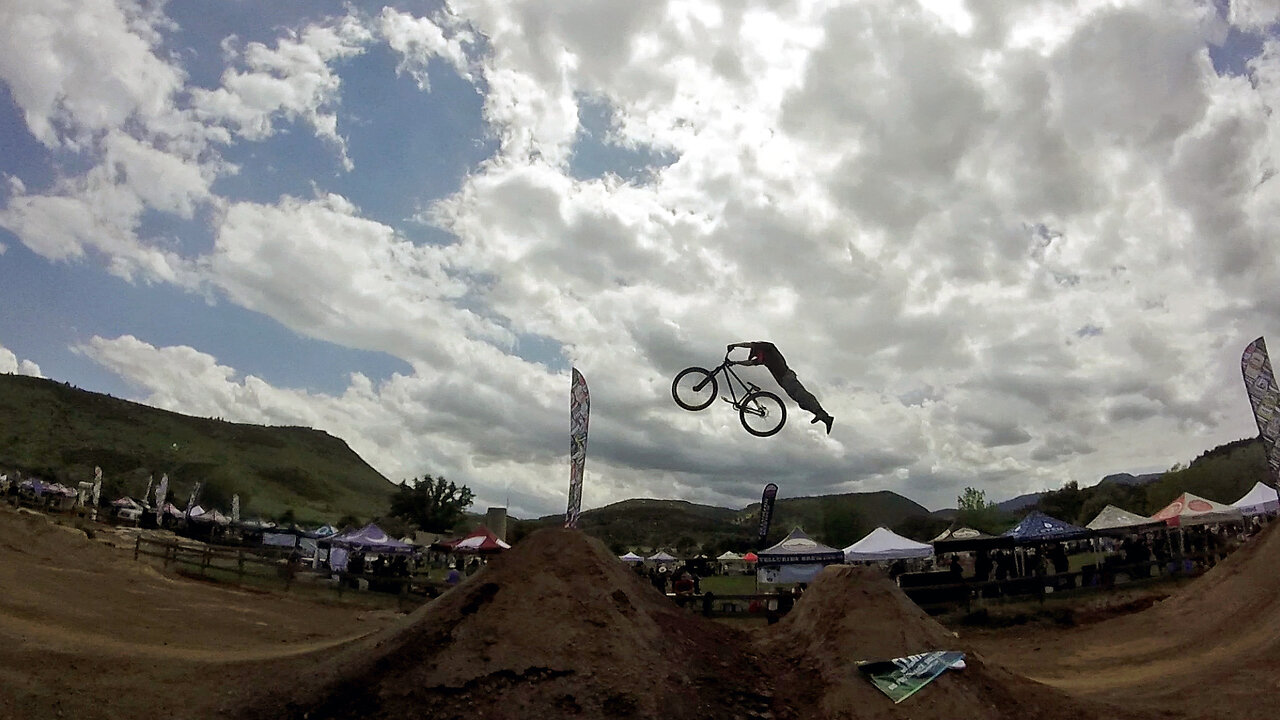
[726,341,834,434]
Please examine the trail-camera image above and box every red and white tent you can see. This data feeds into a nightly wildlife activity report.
[445,526,510,554]
[1151,492,1243,527]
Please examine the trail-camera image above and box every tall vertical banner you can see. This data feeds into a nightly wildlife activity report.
[185,481,202,518]
[231,494,240,523]
[143,475,154,507]
[1242,337,1280,484]
[758,482,779,544]
[566,368,590,529]
[155,474,168,523]
[92,466,102,507]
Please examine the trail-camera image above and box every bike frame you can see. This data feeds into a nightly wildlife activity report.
[703,356,764,413]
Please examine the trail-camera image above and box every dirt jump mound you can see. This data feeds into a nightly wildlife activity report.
[763,565,1144,720]
[235,527,772,720]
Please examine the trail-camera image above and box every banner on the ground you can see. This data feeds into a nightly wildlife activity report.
[565,368,590,529]
[757,482,778,543]
[858,651,966,704]
[1242,337,1280,483]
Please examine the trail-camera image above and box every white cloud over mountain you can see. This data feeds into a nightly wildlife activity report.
[1,0,1277,519]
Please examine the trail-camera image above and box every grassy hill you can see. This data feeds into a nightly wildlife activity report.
[1030,437,1270,527]
[513,490,933,555]
[0,374,394,524]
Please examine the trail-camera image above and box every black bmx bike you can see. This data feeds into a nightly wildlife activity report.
[671,353,787,437]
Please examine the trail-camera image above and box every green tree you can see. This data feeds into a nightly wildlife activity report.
[957,487,989,512]
[954,486,1009,534]
[388,474,475,532]
[1036,481,1085,524]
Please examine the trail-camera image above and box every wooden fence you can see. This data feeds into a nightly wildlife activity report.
[132,536,448,606]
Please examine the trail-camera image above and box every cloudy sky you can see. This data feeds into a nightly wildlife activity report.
[2,0,1279,520]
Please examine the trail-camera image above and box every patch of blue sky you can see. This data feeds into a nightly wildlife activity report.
[209,119,350,204]
[329,45,495,242]
[0,236,410,397]
[0,85,57,199]
[569,95,677,184]
[137,206,218,257]
[1209,26,1267,77]
[510,332,569,372]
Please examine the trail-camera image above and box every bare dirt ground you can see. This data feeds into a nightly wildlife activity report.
[7,502,1280,719]
[0,506,402,720]
[964,521,1280,720]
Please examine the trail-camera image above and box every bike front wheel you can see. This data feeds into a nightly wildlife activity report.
[739,390,786,437]
[672,367,718,411]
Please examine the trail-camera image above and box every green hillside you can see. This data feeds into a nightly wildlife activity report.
[0,374,394,524]
[513,490,932,555]
[1032,437,1271,527]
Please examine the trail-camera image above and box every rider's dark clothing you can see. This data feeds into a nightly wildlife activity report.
[747,342,790,382]
[741,341,830,423]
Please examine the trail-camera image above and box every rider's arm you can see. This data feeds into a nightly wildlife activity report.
[725,342,759,366]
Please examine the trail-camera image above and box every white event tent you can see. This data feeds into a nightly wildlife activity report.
[842,527,934,562]
[1232,482,1280,516]
[618,551,645,563]
[1086,505,1162,534]
[647,550,677,563]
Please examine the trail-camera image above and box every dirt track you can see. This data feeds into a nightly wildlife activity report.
[966,520,1280,720]
[0,507,401,720]
[5,505,1280,719]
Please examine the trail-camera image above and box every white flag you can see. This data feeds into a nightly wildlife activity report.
[231,494,240,522]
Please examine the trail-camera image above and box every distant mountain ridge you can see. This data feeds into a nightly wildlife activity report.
[516,490,932,553]
[1099,472,1163,486]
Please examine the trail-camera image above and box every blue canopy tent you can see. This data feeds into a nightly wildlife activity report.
[1002,511,1090,544]
[1000,511,1093,580]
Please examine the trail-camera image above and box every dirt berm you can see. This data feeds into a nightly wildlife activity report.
[763,564,1160,719]
[235,528,1159,720]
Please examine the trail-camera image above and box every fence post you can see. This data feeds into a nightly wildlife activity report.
[201,546,210,576]
[134,535,140,562]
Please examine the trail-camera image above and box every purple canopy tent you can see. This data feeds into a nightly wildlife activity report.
[324,523,415,554]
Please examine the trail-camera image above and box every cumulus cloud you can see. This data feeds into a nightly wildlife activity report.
[377,6,477,89]
[0,0,189,148]
[6,0,1280,517]
[0,343,42,377]
[190,15,373,169]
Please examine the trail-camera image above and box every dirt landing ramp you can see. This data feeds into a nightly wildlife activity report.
[972,520,1280,718]
[762,565,1158,720]
[235,527,773,720]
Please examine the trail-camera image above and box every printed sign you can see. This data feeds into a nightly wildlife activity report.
[858,651,966,704]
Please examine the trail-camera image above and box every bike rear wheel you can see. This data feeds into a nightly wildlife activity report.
[672,367,718,411]
[739,390,786,437]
